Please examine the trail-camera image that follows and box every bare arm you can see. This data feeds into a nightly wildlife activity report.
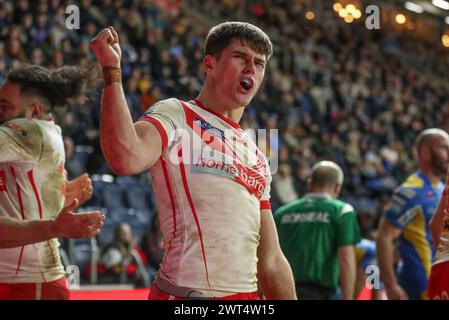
[90,27,162,175]
[0,200,105,248]
[338,245,356,300]
[257,209,297,300]
[376,218,408,299]
[101,83,162,175]
[0,217,56,248]
[354,262,367,299]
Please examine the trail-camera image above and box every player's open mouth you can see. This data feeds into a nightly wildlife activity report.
[239,79,253,93]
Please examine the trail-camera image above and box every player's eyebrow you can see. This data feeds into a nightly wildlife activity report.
[232,50,266,66]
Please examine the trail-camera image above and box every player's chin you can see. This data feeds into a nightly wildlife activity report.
[235,93,254,107]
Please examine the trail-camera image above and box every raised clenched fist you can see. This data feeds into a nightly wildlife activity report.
[89,26,122,68]
[64,173,93,208]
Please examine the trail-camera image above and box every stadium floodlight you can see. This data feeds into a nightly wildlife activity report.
[395,14,407,24]
[333,2,343,12]
[346,4,356,14]
[344,15,354,23]
[405,2,424,13]
[443,34,449,47]
[353,9,362,19]
[339,8,348,17]
[305,11,316,20]
[432,0,449,10]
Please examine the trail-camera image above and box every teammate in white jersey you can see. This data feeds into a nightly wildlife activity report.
[0,64,104,299]
[428,169,449,299]
[90,22,297,299]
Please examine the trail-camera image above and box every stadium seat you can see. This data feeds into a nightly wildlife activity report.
[129,222,147,244]
[103,184,126,209]
[98,224,116,246]
[115,176,139,191]
[102,207,126,225]
[85,174,114,207]
[126,186,152,210]
[66,145,94,179]
[135,209,153,226]
[73,145,93,167]
[73,244,93,281]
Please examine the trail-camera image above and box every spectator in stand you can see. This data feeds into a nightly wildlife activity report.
[98,223,148,286]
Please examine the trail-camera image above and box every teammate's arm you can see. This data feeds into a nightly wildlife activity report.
[429,178,449,247]
[354,259,367,299]
[338,245,356,300]
[90,27,163,175]
[376,218,408,300]
[257,209,297,300]
[0,200,105,248]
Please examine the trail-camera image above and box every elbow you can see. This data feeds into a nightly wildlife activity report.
[104,155,135,176]
[260,252,289,278]
[101,147,138,176]
[100,142,131,176]
[101,143,149,176]
[108,162,135,176]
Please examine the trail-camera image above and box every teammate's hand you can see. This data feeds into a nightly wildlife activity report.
[53,199,105,238]
[64,173,93,208]
[89,26,121,68]
[386,283,408,300]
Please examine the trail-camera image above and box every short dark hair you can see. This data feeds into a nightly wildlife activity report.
[204,21,273,60]
[7,64,98,109]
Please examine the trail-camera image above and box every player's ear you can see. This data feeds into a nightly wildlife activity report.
[29,102,44,119]
[334,183,342,198]
[203,55,216,75]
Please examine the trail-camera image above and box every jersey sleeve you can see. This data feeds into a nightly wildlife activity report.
[260,154,272,210]
[335,203,361,247]
[138,98,185,151]
[384,186,421,229]
[0,119,43,163]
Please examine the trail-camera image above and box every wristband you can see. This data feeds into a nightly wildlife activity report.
[102,66,121,85]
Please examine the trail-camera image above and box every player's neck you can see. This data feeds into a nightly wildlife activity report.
[307,188,336,199]
[419,167,441,186]
[196,89,244,124]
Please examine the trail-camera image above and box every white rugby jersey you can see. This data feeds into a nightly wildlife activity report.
[139,98,272,295]
[433,218,449,266]
[0,118,66,283]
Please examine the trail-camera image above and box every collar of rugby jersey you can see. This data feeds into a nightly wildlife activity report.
[192,99,242,130]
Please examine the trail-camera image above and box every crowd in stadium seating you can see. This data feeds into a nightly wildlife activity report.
[1,0,449,284]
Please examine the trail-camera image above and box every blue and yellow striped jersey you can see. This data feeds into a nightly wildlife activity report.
[356,239,376,270]
[384,171,443,300]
